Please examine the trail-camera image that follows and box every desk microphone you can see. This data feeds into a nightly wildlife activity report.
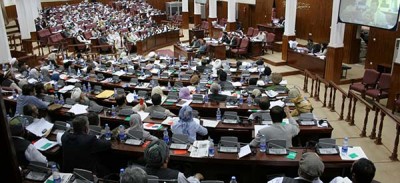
[266,141,295,154]
[126,131,142,141]
[171,136,190,144]
[73,171,93,183]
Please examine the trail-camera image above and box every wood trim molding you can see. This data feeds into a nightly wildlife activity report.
[182,12,189,29]
[325,47,344,84]
[282,35,296,61]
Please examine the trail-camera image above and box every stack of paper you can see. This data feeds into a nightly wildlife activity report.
[339,146,368,160]
[232,82,242,87]
[95,90,114,98]
[189,140,210,158]
[26,118,54,137]
[270,100,285,108]
[138,111,150,121]
[202,119,219,128]
[113,70,126,76]
[58,85,75,94]
[68,104,88,115]
[33,138,57,151]
[266,90,279,98]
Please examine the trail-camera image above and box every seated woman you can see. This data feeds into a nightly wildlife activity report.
[288,88,313,117]
[171,106,208,143]
[127,114,158,141]
[179,87,192,100]
[266,73,289,93]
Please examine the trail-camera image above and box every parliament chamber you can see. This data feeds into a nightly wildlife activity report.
[1,0,400,183]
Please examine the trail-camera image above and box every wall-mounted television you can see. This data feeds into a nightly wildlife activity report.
[338,0,400,30]
[195,0,207,5]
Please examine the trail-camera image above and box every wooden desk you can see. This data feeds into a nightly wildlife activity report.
[174,44,196,59]
[208,43,226,60]
[257,24,284,42]
[287,49,326,77]
[189,29,205,43]
[111,142,352,183]
[136,30,180,55]
[249,41,263,57]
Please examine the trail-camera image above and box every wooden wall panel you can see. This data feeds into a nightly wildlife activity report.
[294,0,332,43]
[365,23,400,70]
[217,1,227,20]
[343,24,361,64]
[254,0,271,26]
[238,3,251,31]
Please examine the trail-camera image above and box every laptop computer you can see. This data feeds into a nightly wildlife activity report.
[192,94,204,104]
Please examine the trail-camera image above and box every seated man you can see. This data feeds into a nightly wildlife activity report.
[208,83,227,102]
[268,152,324,183]
[10,116,48,167]
[115,93,128,110]
[266,73,289,93]
[330,158,376,183]
[195,39,207,58]
[143,140,204,183]
[61,116,111,176]
[250,106,300,147]
[23,104,39,119]
[15,84,48,116]
[248,96,270,121]
[218,70,233,90]
[288,88,313,117]
[144,94,175,116]
[120,166,148,183]
[88,112,100,126]
[76,30,91,45]
[191,36,201,48]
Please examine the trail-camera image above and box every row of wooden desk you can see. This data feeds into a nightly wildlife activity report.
[135,30,180,55]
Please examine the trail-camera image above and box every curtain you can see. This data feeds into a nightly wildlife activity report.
[0,6,11,64]
[0,0,8,25]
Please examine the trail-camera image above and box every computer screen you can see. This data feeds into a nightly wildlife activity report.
[338,0,400,30]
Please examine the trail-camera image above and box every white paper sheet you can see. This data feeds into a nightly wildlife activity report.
[220,91,231,96]
[339,146,368,160]
[26,118,54,137]
[190,140,210,158]
[266,90,279,98]
[176,99,192,107]
[280,80,288,85]
[56,132,64,146]
[202,119,219,128]
[58,85,75,93]
[28,78,38,84]
[113,70,126,76]
[232,82,242,87]
[270,100,285,108]
[33,138,57,151]
[126,93,135,103]
[137,111,150,121]
[238,145,251,159]
[67,104,88,115]
[65,78,80,83]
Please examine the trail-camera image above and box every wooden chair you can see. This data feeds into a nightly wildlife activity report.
[264,33,275,54]
[365,73,391,102]
[349,69,380,98]
[252,28,259,37]
[231,37,249,60]
[246,27,254,37]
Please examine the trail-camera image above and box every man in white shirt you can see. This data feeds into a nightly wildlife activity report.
[10,116,48,167]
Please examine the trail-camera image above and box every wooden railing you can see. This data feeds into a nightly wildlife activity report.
[328,81,348,120]
[303,70,317,98]
[374,101,400,160]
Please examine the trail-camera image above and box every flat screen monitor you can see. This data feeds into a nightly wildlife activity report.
[339,0,400,30]
[195,0,207,5]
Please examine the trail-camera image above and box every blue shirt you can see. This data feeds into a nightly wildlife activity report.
[15,95,48,116]
[171,118,208,143]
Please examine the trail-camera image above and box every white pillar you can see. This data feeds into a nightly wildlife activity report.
[328,0,345,48]
[209,0,217,19]
[227,0,236,23]
[182,0,188,13]
[0,7,11,64]
[194,1,201,15]
[284,0,297,36]
[14,0,36,39]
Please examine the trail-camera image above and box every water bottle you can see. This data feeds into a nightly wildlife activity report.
[216,108,221,121]
[68,66,72,75]
[133,90,138,101]
[119,125,126,142]
[77,69,81,76]
[52,164,61,183]
[168,82,171,90]
[12,90,17,99]
[87,83,91,93]
[230,176,237,183]
[341,137,349,156]
[204,92,209,103]
[247,96,252,106]
[208,138,215,157]
[157,70,161,78]
[178,73,181,80]
[104,124,111,140]
[54,83,58,91]
[54,93,59,104]
[111,105,116,118]
[82,84,87,93]
[59,95,64,105]
[260,135,266,152]
[119,168,124,179]
[240,76,244,84]
[163,130,169,144]
[239,95,244,105]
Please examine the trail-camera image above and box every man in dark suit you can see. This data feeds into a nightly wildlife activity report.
[61,116,111,176]
[208,83,227,102]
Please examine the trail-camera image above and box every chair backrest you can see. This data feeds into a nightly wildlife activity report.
[172,133,190,144]
[246,27,254,37]
[377,73,391,90]
[239,37,250,48]
[252,28,259,37]
[83,31,92,40]
[220,136,238,147]
[89,125,102,135]
[266,33,276,43]
[362,69,380,85]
